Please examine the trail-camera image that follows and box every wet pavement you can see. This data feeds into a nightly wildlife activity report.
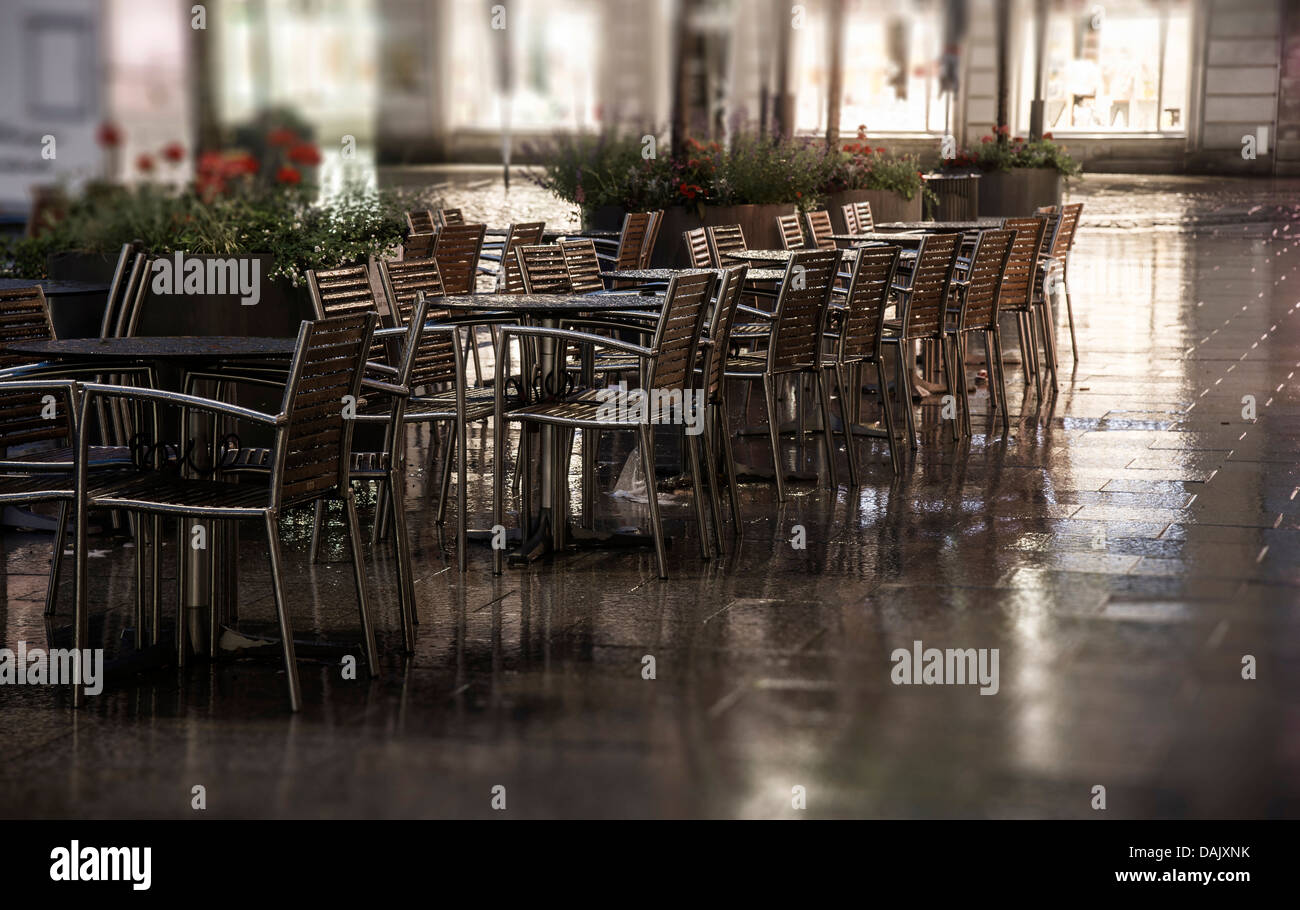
[1,174,1298,819]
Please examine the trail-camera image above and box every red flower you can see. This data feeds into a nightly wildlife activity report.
[196,173,226,199]
[980,135,993,143]
[996,124,1011,135]
[224,153,259,177]
[276,165,302,185]
[135,154,155,173]
[268,127,298,147]
[1042,132,1054,140]
[875,147,886,154]
[796,191,802,198]
[1013,136,1024,143]
[287,143,322,166]
[96,123,122,147]
[161,142,185,163]
[856,125,867,139]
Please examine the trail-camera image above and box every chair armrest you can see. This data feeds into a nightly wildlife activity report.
[80,382,283,426]
[500,324,653,358]
[736,304,775,320]
[361,377,409,398]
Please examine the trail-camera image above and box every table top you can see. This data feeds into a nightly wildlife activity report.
[830,232,927,243]
[876,219,1002,231]
[602,267,787,283]
[4,336,297,360]
[0,279,111,297]
[484,228,621,241]
[438,292,662,314]
[722,248,860,264]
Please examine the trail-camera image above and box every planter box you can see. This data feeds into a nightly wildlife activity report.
[653,203,799,267]
[136,253,315,338]
[924,174,981,221]
[825,189,922,234]
[46,250,116,339]
[976,168,1063,217]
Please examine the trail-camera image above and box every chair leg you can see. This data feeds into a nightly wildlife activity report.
[894,344,917,450]
[457,414,469,573]
[150,515,162,645]
[875,358,901,474]
[816,369,838,490]
[308,499,325,564]
[130,514,144,649]
[263,511,302,712]
[44,500,69,616]
[835,365,859,487]
[386,472,416,651]
[717,397,743,533]
[701,406,726,556]
[581,425,596,529]
[940,336,959,443]
[493,411,507,576]
[175,521,187,669]
[370,479,389,548]
[957,334,973,438]
[1062,277,1078,363]
[72,498,89,708]
[637,423,668,579]
[436,424,454,526]
[762,375,786,501]
[684,429,712,558]
[341,487,381,675]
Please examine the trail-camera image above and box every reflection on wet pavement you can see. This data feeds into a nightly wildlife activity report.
[1,174,1297,819]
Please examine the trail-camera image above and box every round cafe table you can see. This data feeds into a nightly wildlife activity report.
[437,293,663,561]
[601,267,786,284]
[3,335,298,660]
[722,248,860,265]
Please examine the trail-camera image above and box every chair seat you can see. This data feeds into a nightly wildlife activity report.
[0,474,74,504]
[506,388,665,429]
[722,353,769,376]
[88,473,273,516]
[408,386,521,421]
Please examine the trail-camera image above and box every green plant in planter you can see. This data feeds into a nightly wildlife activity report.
[944,127,1082,180]
[823,142,936,205]
[0,176,413,286]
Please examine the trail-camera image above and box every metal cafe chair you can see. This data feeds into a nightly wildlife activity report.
[881,233,961,449]
[404,210,437,260]
[805,209,837,251]
[824,246,903,477]
[493,270,718,578]
[776,213,806,250]
[851,201,874,232]
[945,228,1016,438]
[0,287,156,620]
[842,203,859,235]
[721,249,843,501]
[694,265,749,543]
[1000,216,1052,399]
[595,211,656,272]
[75,313,380,712]
[684,228,713,267]
[1036,202,1083,361]
[434,222,489,383]
[436,207,465,227]
[479,221,545,293]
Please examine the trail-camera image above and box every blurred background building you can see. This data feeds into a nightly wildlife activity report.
[2,0,1298,214]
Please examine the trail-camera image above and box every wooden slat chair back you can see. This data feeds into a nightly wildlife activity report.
[805,209,836,250]
[433,223,487,295]
[958,228,1016,332]
[405,291,461,392]
[776,213,805,250]
[499,221,546,293]
[684,228,713,267]
[842,203,859,234]
[644,270,715,393]
[403,210,437,259]
[558,239,604,294]
[853,201,874,232]
[639,210,664,268]
[838,246,901,364]
[407,210,436,234]
[705,224,746,266]
[516,244,572,294]
[0,286,70,447]
[379,258,449,326]
[306,265,386,364]
[999,217,1048,312]
[436,208,465,227]
[276,313,375,508]
[614,212,654,270]
[703,265,749,401]
[767,248,840,373]
[899,233,960,341]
